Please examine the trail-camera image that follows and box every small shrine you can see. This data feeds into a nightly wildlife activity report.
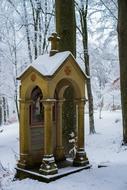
[16,33,90,180]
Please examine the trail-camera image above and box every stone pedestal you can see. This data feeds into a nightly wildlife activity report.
[17,154,31,169]
[73,148,89,166]
[39,155,58,175]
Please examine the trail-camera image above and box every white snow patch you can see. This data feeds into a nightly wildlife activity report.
[1,110,127,190]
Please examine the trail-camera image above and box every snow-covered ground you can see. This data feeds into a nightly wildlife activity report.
[1,110,127,190]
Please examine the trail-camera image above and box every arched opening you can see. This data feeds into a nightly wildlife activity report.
[28,86,44,161]
[62,85,76,157]
[54,78,81,160]
[29,86,44,125]
[27,85,58,162]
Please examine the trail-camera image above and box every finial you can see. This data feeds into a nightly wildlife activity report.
[48,32,60,56]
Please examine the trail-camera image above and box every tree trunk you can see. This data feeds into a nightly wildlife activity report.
[29,0,41,59]
[23,0,32,63]
[78,0,95,134]
[38,10,42,55]
[12,21,20,121]
[0,104,2,126]
[85,54,95,134]
[55,0,76,156]
[3,97,7,124]
[118,0,127,143]
[55,0,76,57]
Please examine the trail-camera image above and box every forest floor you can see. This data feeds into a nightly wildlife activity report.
[1,110,127,190]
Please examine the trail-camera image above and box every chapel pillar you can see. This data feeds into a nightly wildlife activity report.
[55,99,65,161]
[73,99,89,166]
[39,100,58,175]
[17,100,30,169]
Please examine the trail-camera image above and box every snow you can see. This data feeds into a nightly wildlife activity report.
[1,110,127,190]
[0,123,19,170]
[18,51,86,78]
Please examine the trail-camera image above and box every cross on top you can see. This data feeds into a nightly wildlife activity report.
[48,32,60,56]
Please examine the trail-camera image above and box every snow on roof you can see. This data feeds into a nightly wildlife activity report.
[18,51,86,78]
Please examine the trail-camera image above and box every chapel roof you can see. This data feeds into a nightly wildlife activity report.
[17,51,88,79]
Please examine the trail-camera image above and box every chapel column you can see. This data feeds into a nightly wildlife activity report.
[73,99,89,166]
[39,99,58,175]
[55,99,65,161]
[17,99,30,169]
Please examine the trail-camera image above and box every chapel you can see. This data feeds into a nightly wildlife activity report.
[16,32,89,176]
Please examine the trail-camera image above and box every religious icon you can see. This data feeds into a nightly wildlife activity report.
[30,86,44,125]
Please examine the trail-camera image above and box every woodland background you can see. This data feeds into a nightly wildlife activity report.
[0,0,119,125]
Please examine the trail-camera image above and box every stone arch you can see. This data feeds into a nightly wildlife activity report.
[54,78,83,160]
[25,85,44,164]
[53,78,82,99]
[24,83,43,100]
[29,86,44,125]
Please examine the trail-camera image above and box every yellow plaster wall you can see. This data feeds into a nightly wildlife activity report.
[20,70,50,99]
[19,56,86,101]
[48,57,86,99]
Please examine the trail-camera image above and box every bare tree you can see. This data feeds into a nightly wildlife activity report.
[76,0,96,134]
[8,0,54,61]
[5,18,20,120]
[23,0,33,62]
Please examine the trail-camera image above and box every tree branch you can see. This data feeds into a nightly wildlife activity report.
[100,0,118,20]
